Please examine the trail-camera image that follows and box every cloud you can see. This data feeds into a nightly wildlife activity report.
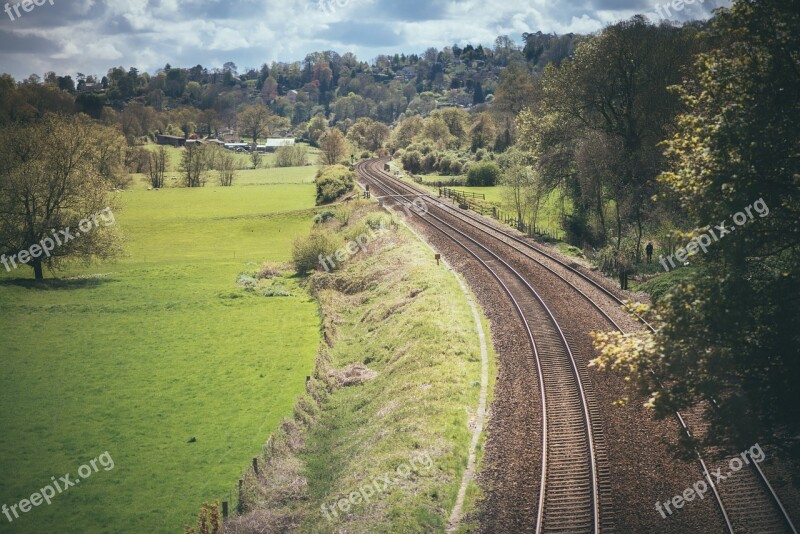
[0,0,726,80]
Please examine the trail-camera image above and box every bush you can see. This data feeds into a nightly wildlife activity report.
[313,210,336,224]
[466,161,501,186]
[257,262,287,280]
[292,230,343,273]
[275,145,308,167]
[261,284,292,297]
[237,273,258,289]
[315,165,355,204]
[401,150,422,174]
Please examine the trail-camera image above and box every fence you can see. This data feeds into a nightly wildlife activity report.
[438,187,563,240]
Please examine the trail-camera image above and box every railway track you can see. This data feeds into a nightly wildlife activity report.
[358,159,609,533]
[357,158,797,533]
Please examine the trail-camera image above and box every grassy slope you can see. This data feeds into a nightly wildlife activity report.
[230,205,495,533]
[0,169,321,532]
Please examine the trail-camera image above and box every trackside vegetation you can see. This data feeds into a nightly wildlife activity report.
[314,165,356,205]
[225,203,495,533]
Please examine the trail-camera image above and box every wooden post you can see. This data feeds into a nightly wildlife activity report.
[252,457,259,475]
[222,501,229,518]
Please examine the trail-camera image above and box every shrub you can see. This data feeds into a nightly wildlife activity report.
[275,145,308,167]
[401,150,422,174]
[422,152,437,173]
[365,212,393,230]
[237,273,258,289]
[313,210,336,224]
[466,161,501,186]
[257,262,287,280]
[261,284,292,297]
[315,165,355,204]
[292,230,343,273]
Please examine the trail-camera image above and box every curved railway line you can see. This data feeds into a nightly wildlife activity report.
[356,158,797,534]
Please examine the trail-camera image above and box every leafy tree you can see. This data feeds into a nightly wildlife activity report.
[307,113,328,146]
[391,115,424,150]
[319,129,348,165]
[239,104,271,145]
[470,112,496,152]
[0,114,123,280]
[592,0,800,448]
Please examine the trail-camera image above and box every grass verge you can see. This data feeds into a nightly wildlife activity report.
[226,203,496,533]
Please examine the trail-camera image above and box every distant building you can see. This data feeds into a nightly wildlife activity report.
[224,143,250,151]
[156,134,186,147]
[287,90,298,104]
[256,138,296,152]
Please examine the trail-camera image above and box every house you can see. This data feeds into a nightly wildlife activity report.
[287,90,298,104]
[156,134,186,147]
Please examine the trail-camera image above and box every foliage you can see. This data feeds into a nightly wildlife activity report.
[0,113,124,279]
[591,0,800,447]
[319,128,349,165]
[275,144,308,167]
[466,161,501,186]
[314,165,355,204]
[292,229,343,273]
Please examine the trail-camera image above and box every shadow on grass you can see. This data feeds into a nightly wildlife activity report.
[0,275,115,291]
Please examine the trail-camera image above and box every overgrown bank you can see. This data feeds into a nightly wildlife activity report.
[221,202,495,533]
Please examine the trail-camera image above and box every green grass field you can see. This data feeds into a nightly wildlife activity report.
[0,166,322,532]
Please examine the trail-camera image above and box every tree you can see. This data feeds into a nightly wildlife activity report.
[391,115,424,150]
[473,81,485,104]
[147,146,168,189]
[319,129,348,165]
[467,162,501,186]
[307,113,328,146]
[592,0,800,448]
[540,16,698,256]
[422,116,452,149]
[275,145,308,167]
[239,104,271,145]
[180,144,207,187]
[216,151,236,186]
[250,150,262,170]
[346,118,390,151]
[470,112,496,151]
[0,114,123,280]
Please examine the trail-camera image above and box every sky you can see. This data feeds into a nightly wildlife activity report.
[0,0,729,80]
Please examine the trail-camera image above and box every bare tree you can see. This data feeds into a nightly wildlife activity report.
[146,146,168,189]
[180,144,207,187]
[216,151,236,186]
